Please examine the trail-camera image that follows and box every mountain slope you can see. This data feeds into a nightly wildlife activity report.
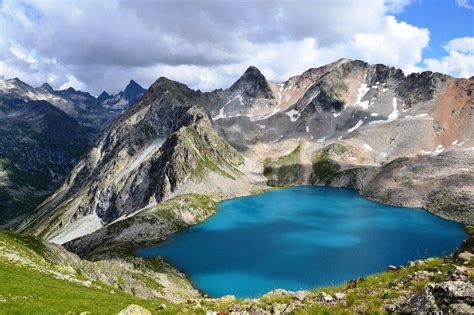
[212,59,472,161]
[0,230,198,313]
[0,97,90,225]
[19,78,246,243]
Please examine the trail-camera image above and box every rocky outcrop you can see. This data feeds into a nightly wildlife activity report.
[396,281,474,313]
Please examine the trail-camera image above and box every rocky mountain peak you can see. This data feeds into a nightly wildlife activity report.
[39,82,54,92]
[229,66,274,99]
[123,79,145,102]
[97,91,111,102]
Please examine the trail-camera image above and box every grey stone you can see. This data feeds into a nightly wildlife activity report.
[117,304,152,315]
[334,292,346,300]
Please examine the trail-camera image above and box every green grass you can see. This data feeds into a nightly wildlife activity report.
[0,231,189,314]
[310,148,341,184]
[263,145,303,186]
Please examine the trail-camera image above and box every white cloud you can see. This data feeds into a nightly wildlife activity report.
[384,0,416,13]
[0,0,437,93]
[423,37,474,78]
[444,37,474,54]
[351,16,429,72]
[456,0,473,10]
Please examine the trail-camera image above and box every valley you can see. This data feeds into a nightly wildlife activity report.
[0,59,473,314]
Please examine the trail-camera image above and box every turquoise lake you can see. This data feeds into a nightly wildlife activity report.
[135,186,467,298]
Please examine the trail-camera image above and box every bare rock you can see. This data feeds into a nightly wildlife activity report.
[334,292,346,300]
[457,251,474,264]
[432,281,474,305]
[291,290,309,301]
[117,304,152,315]
[448,303,474,314]
[396,287,438,313]
[319,292,334,303]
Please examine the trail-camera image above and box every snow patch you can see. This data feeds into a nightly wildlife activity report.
[363,143,374,151]
[387,97,399,121]
[286,109,300,122]
[431,145,444,156]
[347,120,363,133]
[50,212,102,244]
[354,80,370,109]
[370,113,379,117]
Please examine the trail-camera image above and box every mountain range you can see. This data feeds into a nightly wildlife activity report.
[0,58,473,313]
[0,58,468,246]
[0,78,145,225]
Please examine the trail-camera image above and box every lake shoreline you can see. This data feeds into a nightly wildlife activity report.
[135,186,468,298]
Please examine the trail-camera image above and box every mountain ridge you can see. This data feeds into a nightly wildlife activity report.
[14,58,473,247]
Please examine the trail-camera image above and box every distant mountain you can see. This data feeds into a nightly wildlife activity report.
[0,97,90,225]
[0,78,147,225]
[99,80,145,113]
[18,59,473,247]
[0,78,116,137]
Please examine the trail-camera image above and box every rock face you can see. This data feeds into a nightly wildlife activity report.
[0,97,90,225]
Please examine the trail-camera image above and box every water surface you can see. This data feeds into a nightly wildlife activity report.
[136,186,466,298]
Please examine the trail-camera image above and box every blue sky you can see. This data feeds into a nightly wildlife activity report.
[0,0,472,94]
[396,0,473,60]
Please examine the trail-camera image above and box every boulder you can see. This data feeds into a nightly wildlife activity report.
[117,304,152,315]
[319,292,334,303]
[448,303,474,314]
[457,251,474,264]
[432,281,474,304]
[291,290,309,301]
[334,292,346,300]
[396,287,438,313]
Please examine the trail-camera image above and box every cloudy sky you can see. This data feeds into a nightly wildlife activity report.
[0,0,473,94]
